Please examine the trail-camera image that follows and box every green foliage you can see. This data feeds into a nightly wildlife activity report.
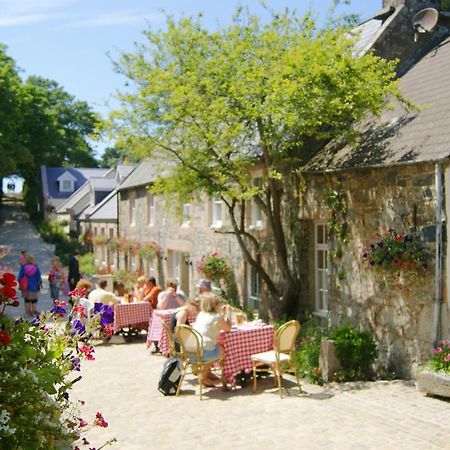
[107,6,402,317]
[328,324,377,380]
[426,339,450,374]
[112,269,137,291]
[293,316,325,383]
[79,253,95,277]
[0,274,113,449]
[35,220,82,266]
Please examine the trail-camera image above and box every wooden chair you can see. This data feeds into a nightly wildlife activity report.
[251,320,302,398]
[174,324,225,400]
[159,317,177,357]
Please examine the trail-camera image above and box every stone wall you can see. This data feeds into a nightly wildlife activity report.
[301,161,448,378]
[118,186,247,302]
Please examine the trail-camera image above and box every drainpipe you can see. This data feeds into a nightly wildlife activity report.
[432,161,443,346]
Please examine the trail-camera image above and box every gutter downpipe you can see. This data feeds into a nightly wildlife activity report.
[432,161,443,347]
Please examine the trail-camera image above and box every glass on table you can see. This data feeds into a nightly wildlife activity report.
[252,309,260,321]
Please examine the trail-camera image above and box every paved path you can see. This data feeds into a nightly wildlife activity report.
[72,342,450,450]
[0,194,55,317]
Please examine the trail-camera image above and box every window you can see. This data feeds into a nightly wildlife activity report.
[248,264,262,310]
[169,251,181,281]
[62,179,73,191]
[315,223,329,314]
[147,192,155,226]
[211,197,222,228]
[57,171,76,192]
[181,202,190,226]
[109,228,114,239]
[129,193,136,226]
[250,177,263,229]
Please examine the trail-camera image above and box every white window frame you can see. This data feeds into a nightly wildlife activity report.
[147,192,155,226]
[62,179,74,192]
[170,251,181,281]
[129,193,136,226]
[247,264,262,310]
[315,223,329,316]
[181,202,190,227]
[211,196,222,228]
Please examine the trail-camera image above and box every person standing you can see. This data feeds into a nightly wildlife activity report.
[68,250,81,291]
[18,255,42,317]
[48,257,64,301]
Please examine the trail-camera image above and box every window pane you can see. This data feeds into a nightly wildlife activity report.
[317,225,324,244]
[318,250,324,269]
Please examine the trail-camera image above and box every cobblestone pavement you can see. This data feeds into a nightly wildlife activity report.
[3,195,450,450]
[73,342,450,450]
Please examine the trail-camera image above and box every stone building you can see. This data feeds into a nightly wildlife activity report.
[297,0,450,377]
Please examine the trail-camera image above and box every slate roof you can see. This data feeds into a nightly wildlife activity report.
[41,166,110,200]
[55,181,90,213]
[88,190,118,222]
[306,35,450,171]
[117,158,161,190]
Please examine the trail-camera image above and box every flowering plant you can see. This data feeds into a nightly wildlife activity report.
[362,229,428,276]
[427,340,450,374]
[197,252,231,283]
[0,273,114,449]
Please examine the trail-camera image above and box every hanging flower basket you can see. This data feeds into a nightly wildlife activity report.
[138,242,156,261]
[362,229,429,287]
[197,252,231,283]
[92,235,108,245]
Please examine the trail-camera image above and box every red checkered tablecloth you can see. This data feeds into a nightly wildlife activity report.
[113,302,153,332]
[146,309,196,355]
[219,324,275,387]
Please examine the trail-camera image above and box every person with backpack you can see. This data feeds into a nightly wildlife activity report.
[18,255,42,317]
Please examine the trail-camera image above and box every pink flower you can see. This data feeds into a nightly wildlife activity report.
[71,305,86,318]
[79,344,95,361]
[444,354,450,362]
[434,347,443,354]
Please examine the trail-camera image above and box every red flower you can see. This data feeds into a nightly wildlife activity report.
[71,305,86,318]
[94,411,108,428]
[0,286,17,299]
[12,300,19,307]
[0,330,12,346]
[0,272,17,287]
[78,418,89,428]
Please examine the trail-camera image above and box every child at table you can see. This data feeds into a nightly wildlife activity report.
[193,292,231,387]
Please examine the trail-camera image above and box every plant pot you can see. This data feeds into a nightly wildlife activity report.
[416,369,450,397]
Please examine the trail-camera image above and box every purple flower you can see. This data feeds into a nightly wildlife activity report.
[70,319,86,336]
[50,305,66,317]
[30,314,41,326]
[93,303,114,326]
[71,356,81,371]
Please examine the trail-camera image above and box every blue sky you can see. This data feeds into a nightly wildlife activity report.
[1,0,381,162]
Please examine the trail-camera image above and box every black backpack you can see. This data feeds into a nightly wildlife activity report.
[158,357,182,396]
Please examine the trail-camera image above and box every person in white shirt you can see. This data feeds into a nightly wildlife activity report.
[193,292,231,387]
[88,279,120,305]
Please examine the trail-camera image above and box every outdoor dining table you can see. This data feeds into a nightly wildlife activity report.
[146,308,196,355]
[218,322,275,387]
[113,302,153,333]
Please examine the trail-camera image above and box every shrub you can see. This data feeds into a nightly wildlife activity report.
[328,324,377,381]
[79,253,96,277]
[293,316,325,384]
[113,269,137,291]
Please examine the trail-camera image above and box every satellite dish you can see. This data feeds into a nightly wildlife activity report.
[412,8,439,34]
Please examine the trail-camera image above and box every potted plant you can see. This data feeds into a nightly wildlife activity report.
[417,340,450,397]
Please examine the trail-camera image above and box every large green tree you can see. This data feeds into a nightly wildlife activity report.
[109,8,402,317]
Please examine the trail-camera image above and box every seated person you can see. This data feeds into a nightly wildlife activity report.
[88,279,120,305]
[142,277,163,308]
[170,298,200,351]
[157,278,186,310]
[133,276,147,302]
[193,292,231,387]
[114,281,126,297]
